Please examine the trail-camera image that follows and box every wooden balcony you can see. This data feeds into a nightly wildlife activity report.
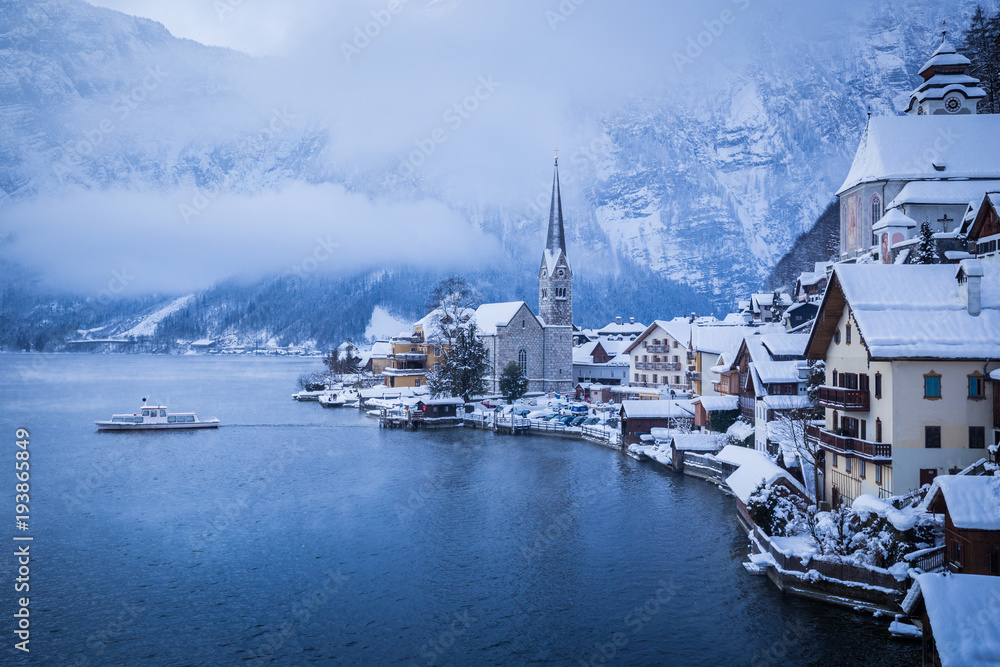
[817,386,870,411]
[807,425,891,460]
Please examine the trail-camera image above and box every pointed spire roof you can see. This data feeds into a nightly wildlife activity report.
[546,156,566,253]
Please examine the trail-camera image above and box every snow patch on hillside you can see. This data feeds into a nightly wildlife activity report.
[118,295,194,339]
[364,306,411,341]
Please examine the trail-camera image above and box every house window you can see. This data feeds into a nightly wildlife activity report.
[518,349,527,375]
[653,374,658,384]
[832,370,838,386]
[845,457,852,474]
[832,453,838,468]
[924,372,942,400]
[834,330,841,344]
[874,372,882,399]
[875,464,882,485]
[858,459,866,479]
[673,341,679,349]
[846,324,852,344]
[952,541,964,570]
[415,378,421,387]
[925,425,941,449]
[970,426,986,449]
[875,418,882,443]
[871,195,882,228]
[968,373,985,400]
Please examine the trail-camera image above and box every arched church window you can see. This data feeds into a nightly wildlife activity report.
[871,195,881,226]
[518,349,527,374]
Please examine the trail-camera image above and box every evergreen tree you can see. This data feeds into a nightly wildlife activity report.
[962,6,1000,114]
[770,291,787,322]
[432,323,488,402]
[914,220,936,264]
[499,361,528,403]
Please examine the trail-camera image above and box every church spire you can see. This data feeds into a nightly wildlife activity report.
[546,156,566,253]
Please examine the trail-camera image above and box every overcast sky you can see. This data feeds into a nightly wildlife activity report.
[3,0,962,294]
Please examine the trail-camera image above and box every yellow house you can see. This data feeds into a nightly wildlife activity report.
[805,262,1000,506]
[382,309,462,389]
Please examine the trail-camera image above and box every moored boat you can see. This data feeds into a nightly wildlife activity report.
[95,403,219,431]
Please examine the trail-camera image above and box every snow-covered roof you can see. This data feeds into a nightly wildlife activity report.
[620,399,694,419]
[623,318,693,355]
[750,293,792,310]
[797,271,827,287]
[837,116,1000,195]
[694,396,738,412]
[726,421,754,442]
[872,208,917,232]
[744,337,806,384]
[473,302,535,336]
[725,450,806,504]
[759,333,808,358]
[760,395,813,411]
[815,264,1000,359]
[597,320,647,335]
[887,179,1000,210]
[371,341,393,357]
[668,433,724,452]
[914,573,1000,666]
[413,307,476,344]
[918,39,972,77]
[691,322,752,355]
[928,475,1000,530]
[715,444,762,468]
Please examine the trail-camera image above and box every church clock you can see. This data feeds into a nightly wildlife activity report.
[944,95,962,113]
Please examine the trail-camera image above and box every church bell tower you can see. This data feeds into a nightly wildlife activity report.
[538,156,573,327]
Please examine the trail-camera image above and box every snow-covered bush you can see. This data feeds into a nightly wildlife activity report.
[747,482,808,537]
[809,503,939,567]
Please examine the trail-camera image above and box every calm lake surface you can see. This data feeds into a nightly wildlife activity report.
[1,353,919,666]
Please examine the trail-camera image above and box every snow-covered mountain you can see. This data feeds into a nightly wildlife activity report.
[0,0,988,323]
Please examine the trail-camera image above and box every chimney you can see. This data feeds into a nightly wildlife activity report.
[616,316,622,325]
[957,259,983,316]
[629,317,635,324]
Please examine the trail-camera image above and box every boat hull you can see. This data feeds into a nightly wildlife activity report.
[95,420,219,431]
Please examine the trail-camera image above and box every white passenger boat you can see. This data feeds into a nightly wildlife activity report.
[95,403,220,431]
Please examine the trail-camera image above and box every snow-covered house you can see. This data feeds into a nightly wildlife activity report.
[622,318,696,393]
[926,475,1000,576]
[619,399,694,445]
[572,338,630,386]
[596,317,646,339]
[748,293,792,323]
[962,192,1000,264]
[794,262,831,302]
[383,309,471,388]
[903,573,1000,667]
[837,34,1000,262]
[689,319,754,397]
[804,262,1000,506]
[724,332,811,453]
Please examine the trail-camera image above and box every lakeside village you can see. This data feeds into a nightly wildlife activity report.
[297,34,1000,665]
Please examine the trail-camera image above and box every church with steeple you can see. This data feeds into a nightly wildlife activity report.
[474,157,574,395]
[836,24,1000,263]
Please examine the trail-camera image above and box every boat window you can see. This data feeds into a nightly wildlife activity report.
[168,416,176,423]
[135,417,143,423]
[142,410,149,417]
[187,415,195,423]
[112,417,123,422]
[159,410,166,417]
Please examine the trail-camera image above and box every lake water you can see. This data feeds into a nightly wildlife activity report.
[1,353,918,665]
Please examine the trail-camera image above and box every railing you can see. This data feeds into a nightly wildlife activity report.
[394,352,428,362]
[645,345,667,353]
[807,425,891,460]
[905,545,945,573]
[581,425,621,447]
[818,386,870,411]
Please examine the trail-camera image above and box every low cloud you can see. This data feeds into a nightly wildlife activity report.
[0,183,500,295]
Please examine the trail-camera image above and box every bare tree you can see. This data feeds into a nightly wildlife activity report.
[426,276,478,348]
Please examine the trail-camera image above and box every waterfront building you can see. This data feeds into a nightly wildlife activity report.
[804,262,1000,505]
